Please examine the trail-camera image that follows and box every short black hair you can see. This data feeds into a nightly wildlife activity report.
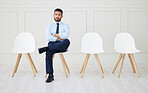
[54,8,63,15]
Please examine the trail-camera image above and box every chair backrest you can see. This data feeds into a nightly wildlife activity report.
[114,33,138,53]
[12,32,35,53]
[81,32,104,53]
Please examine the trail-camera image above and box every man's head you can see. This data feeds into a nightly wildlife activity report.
[54,8,63,22]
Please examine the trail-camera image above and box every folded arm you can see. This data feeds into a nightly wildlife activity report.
[52,24,70,41]
[46,24,70,42]
[46,26,57,42]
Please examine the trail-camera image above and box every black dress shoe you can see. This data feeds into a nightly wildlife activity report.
[38,47,49,54]
[46,74,54,83]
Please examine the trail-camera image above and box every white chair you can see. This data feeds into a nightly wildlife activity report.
[80,32,104,78]
[45,51,70,78]
[112,33,140,78]
[12,32,37,77]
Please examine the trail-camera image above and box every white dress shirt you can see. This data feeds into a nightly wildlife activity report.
[46,21,70,42]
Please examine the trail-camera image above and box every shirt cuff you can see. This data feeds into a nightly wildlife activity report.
[50,36,57,42]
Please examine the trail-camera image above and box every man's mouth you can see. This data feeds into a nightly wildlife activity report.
[54,18,61,22]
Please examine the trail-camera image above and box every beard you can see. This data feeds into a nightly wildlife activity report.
[54,18,61,22]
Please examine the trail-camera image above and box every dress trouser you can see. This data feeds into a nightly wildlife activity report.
[45,39,70,74]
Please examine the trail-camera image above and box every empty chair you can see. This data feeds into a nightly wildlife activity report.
[112,33,140,78]
[80,32,104,78]
[12,32,37,77]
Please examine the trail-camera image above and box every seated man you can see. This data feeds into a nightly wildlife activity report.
[38,8,70,83]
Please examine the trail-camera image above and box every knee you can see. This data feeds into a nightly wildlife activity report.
[64,39,70,45]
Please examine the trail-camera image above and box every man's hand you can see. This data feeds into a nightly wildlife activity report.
[52,34,63,41]
[52,34,60,37]
[56,37,64,41]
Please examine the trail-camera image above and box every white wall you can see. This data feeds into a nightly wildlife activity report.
[0,0,148,66]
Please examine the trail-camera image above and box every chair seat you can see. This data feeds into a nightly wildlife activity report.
[81,49,104,54]
[116,49,140,54]
[11,50,34,54]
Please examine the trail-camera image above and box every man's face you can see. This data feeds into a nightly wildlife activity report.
[54,11,63,22]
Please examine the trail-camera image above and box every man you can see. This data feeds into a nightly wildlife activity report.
[38,8,70,83]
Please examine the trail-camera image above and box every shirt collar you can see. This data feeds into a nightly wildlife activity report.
[54,21,62,25]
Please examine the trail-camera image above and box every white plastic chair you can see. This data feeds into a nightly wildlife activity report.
[80,33,104,78]
[12,32,37,77]
[112,33,140,78]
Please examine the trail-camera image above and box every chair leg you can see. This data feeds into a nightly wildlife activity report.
[112,54,123,73]
[100,63,104,73]
[45,74,47,78]
[53,54,55,60]
[12,53,22,77]
[81,54,90,78]
[61,54,70,73]
[80,54,89,73]
[14,54,22,73]
[128,54,136,73]
[130,54,140,77]
[26,53,35,77]
[27,53,37,73]
[82,54,91,74]
[118,54,125,78]
[94,54,104,78]
[45,54,55,78]
[59,54,68,78]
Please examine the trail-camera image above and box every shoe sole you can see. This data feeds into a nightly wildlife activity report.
[46,78,54,83]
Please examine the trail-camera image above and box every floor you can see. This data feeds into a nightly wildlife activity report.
[0,64,148,93]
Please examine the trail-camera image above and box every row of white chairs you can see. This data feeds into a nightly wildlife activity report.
[80,33,140,78]
[11,32,140,78]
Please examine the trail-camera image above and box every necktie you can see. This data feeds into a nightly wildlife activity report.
[56,23,59,34]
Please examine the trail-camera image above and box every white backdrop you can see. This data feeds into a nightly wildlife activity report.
[0,0,148,66]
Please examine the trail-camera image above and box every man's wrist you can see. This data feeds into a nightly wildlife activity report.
[52,34,60,37]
